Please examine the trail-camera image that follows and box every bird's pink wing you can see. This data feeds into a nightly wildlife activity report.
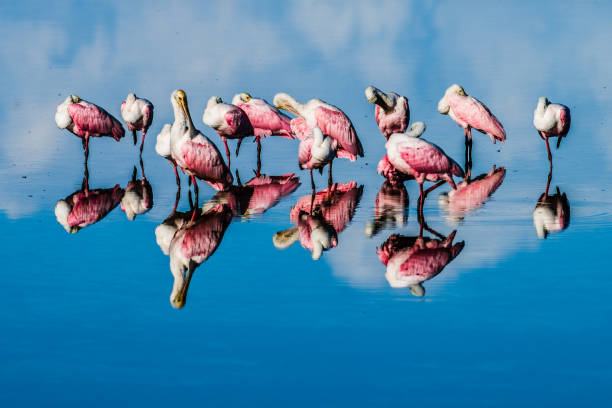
[450,95,505,141]
[181,210,232,261]
[377,234,419,266]
[68,102,125,140]
[321,184,363,233]
[239,101,293,139]
[398,141,455,174]
[182,139,233,191]
[315,107,363,157]
[447,167,505,213]
[143,103,153,128]
[245,177,300,214]
[225,107,254,136]
[291,117,310,140]
[298,137,313,169]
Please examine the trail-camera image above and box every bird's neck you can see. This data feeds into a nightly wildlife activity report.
[172,101,186,128]
[536,98,547,114]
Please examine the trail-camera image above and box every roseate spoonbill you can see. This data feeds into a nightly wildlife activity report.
[385,122,464,201]
[169,90,233,209]
[533,97,571,168]
[55,94,125,159]
[274,92,363,183]
[298,127,338,190]
[202,173,300,217]
[55,171,124,233]
[121,93,153,153]
[378,230,464,294]
[232,92,295,169]
[439,166,505,223]
[365,86,409,139]
[438,84,506,162]
[274,182,363,260]
[121,166,153,220]
[167,203,233,308]
[533,170,570,239]
[365,181,409,237]
[202,96,254,168]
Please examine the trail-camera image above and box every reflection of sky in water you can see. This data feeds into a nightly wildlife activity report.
[2,1,612,406]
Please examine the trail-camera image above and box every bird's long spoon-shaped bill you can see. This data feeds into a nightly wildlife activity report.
[179,98,195,131]
[175,263,195,309]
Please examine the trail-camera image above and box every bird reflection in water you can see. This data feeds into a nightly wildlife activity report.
[273,182,363,260]
[202,172,300,217]
[155,195,233,309]
[378,203,464,295]
[120,158,153,220]
[365,181,409,237]
[533,170,570,239]
[54,160,124,233]
[439,165,506,223]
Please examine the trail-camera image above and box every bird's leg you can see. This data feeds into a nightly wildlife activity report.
[172,185,180,213]
[173,163,181,191]
[310,169,316,191]
[423,181,445,198]
[464,131,472,182]
[140,128,147,154]
[545,137,553,171]
[418,182,424,206]
[235,169,242,186]
[236,137,243,157]
[132,129,138,145]
[132,165,137,183]
[544,167,553,199]
[467,127,473,165]
[417,194,425,237]
[84,134,90,162]
[328,160,334,188]
[190,175,199,222]
[222,137,231,168]
[256,137,262,177]
[139,154,146,180]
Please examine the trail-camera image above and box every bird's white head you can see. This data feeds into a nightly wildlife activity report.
[447,84,466,96]
[207,96,222,109]
[365,86,380,103]
[406,121,426,138]
[273,93,299,115]
[70,94,81,103]
[126,93,136,102]
[438,84,465,114]
[537,96,550,109]
[172,89,187,105]
[231,92,251,106]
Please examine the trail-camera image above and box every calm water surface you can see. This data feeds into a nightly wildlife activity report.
[2,1,612,406]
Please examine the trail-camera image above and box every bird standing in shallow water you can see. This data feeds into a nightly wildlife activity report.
[274,92,363,185]
[169,90,233,219]
[365,86,410,139]
[121,93,153,154]
[438,84,506,163]
[533,97,571,169]
[232,92,294,173]
[385,122,464,203]
[55,94,125,160]
[298,127,337,191]
[202,96,254,168]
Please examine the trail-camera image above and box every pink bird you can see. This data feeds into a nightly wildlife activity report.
[274,182,363,260]
[166,203,233,308]
[377,230,464,294]
[533,97,571,168]
[203,173,300,217]
[231,92,295,164]
[365,181,409,238]
[120,166,154,220]
[385,122,464,201]
[169,90,233,214]
[55,94,125,160]
[365,86,410,139]
[121,93,154,154]
[274,92,363,182]
[55,177,124,234]
[438,84,506,161]
[202,96,254,168]
[298,127,338,190]
[155,123,183,193]
[439,166,506,222]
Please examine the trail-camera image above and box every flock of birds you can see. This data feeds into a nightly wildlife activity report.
[53,85,572,306]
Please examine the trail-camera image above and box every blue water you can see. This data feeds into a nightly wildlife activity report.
[2,1,612,406]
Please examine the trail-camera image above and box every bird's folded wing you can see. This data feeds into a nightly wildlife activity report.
[315,107,363,156]
[398,142,452,174]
